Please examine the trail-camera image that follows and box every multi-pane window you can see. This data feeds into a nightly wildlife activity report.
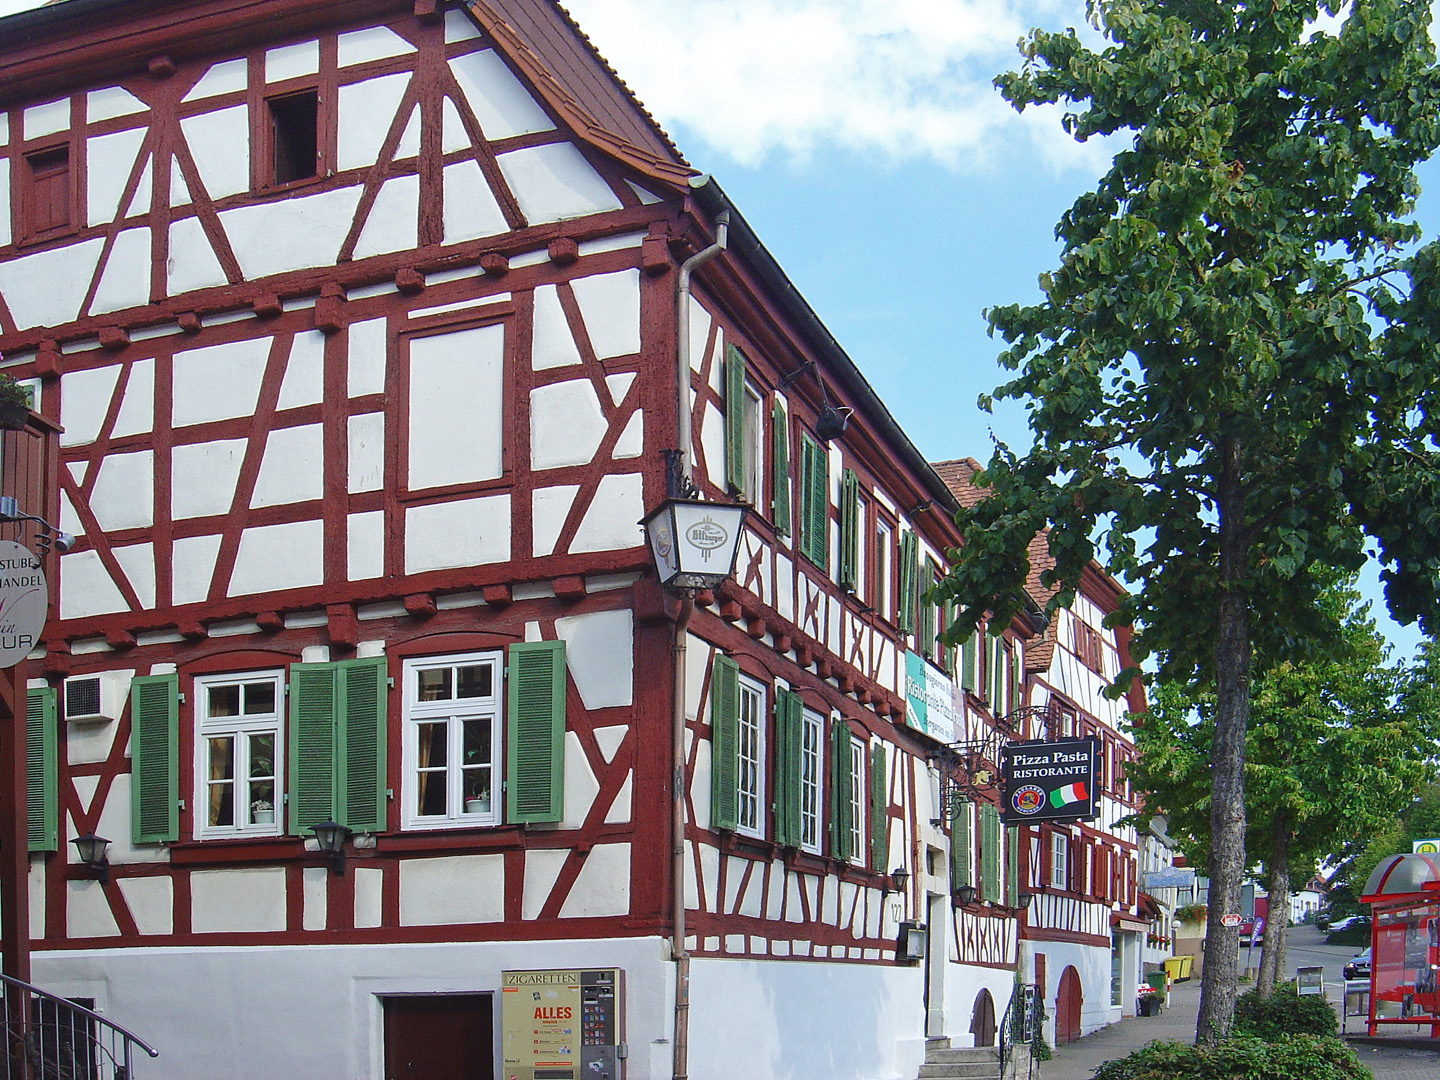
[1051,830,1069,889]
[853,494,868,600]
[736,675,766,837]
[848,736,865,863]
[799,708,823,854]
[740,382,764,505]
[195,671,284,838]
[403,652,502,827]
[874,519,892,619]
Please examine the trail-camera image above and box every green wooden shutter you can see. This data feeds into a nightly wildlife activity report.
[897,531,918,633]
[839,468,859,590]
[709,655,740,832]
[771,400,791,536]
[26,686,57,852]
[774,688,802,847]
[507,640,566,824]
[725,344,746,492]
[798,432,827,568]
[920,558,938,658]
[1011,646,1024,712]
[961,631,977,693]
[338,657,387,832]
[950,800,972,892]
[980,803,1001,902]
[1006,825,1020,906]
[289,662,338,836]
[829,721,853,861]
[869,741,887,871]
[130,673,179,844]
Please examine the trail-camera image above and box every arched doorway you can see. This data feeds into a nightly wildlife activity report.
[1056,966,1083,1045]
[970,988,996,1047]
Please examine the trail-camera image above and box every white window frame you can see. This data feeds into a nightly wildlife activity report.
[736,674,766,839]
[740,380,764,506]
[1051,831,1069,890]
[849,734,865,865]
[402,650,503,829]
[854,493,868,602]
[799,707,824,855]
[194,670,285,840]
[874,519,893,619]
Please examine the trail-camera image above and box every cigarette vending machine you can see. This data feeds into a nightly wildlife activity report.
[501,968,625,1080]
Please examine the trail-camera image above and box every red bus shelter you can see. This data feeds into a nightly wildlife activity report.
[1359,853,1440,1037]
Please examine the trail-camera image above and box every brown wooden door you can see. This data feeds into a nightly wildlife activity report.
[384,995,494,1080]
[970,989,996,1047]
[1056,966,1082,1045]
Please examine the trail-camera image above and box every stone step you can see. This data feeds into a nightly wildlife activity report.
[918,1063,1000,1080]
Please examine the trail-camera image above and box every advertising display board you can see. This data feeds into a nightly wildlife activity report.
[903,651,960,745]
[1000,737,1099,825]
[501,968,624,1080]
[0,540,46,668]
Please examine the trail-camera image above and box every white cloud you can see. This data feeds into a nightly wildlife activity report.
[563,0,1113,172]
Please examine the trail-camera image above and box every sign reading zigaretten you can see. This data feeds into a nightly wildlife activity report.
[1000,737,1100,825]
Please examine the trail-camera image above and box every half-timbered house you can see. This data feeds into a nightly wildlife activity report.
[0,3,1033,1077]
[935,458,1148,1047]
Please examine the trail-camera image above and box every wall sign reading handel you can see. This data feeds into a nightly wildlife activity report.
[1000,737,1101,825]
[0,540,47,668]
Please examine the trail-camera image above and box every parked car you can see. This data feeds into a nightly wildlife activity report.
[1343,947,1372,981]
[1330,914,1371,933]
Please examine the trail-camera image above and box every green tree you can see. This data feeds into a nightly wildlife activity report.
[938,0,1440,1043]
[1126,597,1440,997]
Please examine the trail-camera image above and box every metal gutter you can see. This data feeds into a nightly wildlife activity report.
[688,175,961,519]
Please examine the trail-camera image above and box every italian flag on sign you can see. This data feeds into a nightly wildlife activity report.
[1049,782,1087,809]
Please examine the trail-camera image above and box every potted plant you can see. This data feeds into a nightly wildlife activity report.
[0,374,32,431]
[250,798,274,825]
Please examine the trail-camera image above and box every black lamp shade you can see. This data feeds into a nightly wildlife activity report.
[72,833,110,868]
[955,884,977,906]
[312,820,352,854]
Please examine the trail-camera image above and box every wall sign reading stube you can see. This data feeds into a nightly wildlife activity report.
[0,540,46,668]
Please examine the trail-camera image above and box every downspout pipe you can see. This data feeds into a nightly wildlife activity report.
[672,184,728,1080]
[675,180,729,491]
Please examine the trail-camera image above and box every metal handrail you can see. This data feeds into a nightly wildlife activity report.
[999,982,1039,1079]
[0,971,158,1079]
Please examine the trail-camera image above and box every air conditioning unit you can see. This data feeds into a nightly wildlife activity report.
[63,671,131,724]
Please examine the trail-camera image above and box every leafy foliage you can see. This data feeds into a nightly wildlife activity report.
[1233,984,1337,1039]
[938,0,1440,1041]
[1089,1036,1370,1080]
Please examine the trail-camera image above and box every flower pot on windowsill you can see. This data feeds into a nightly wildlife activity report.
[252,808,274,824]
[465,799,488,815]
[0,400,30,431]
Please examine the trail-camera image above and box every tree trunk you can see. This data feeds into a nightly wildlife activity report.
[1256,815,1291,997]
[1196,431,1251,1047]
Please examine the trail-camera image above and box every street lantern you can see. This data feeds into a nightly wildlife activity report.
[311,820,352,876]
[640,498,747,591]
[71,833,111,884]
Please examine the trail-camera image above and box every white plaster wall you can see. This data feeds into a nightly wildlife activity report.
[24,99,69,140]
[689,957,925,1080]
[337,73,411,172]
[89,451,153,531]
[354,175,419,259]
[252,424,324,507]
[559,842,629,919]
[66,881,120,938]
[531,283,583,369]
[173,338,268,425]
[530,378,608,470]
[167,215,229,294]
[1030,939,1115,1043]
[553,609,633,709]
[179,106,249,200]
[448,49,554,139]
[442,159,508,243]
[339,25,415,67]
[229,520,325,595]
[348,510,386,581]
[408,323,503,487]
[172,534,223,605]
[569,472,643,553]
[266,40,319,81]
[570,269,640,359]
[497,143,623,224]
[404,494,510,572]
[560,731,599,829]
[192,868,288,933]
[183,58,247,101]
[87,86,147,124]
[278,330,326,409]
[88,128,147,227]
[59,549,128,619]
[0,238,104,330]
[34,936,673,1080]
[219,187,364,279]
[116,875,173,936]
[399,854,505,925]
[348,317,388,397]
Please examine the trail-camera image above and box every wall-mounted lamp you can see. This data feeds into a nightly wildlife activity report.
[1017,892,1035,911]
[882,866,910,898]
[954,884,977,907]
[896,920,928,963]
[71,833,111,885]
[815,403,850,443]
[312,820,352,876]
[640,498,748,591]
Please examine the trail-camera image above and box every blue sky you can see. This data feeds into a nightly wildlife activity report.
[1,0,1430,658]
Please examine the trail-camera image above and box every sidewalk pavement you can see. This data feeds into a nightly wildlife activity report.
[1035,979,1440,1080]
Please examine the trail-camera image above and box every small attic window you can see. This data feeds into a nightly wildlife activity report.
[268,90,318,185]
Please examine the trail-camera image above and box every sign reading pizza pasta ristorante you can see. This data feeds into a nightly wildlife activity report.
[1000,737,1100,825]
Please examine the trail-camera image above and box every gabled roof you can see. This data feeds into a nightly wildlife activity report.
[467,1,694,188]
